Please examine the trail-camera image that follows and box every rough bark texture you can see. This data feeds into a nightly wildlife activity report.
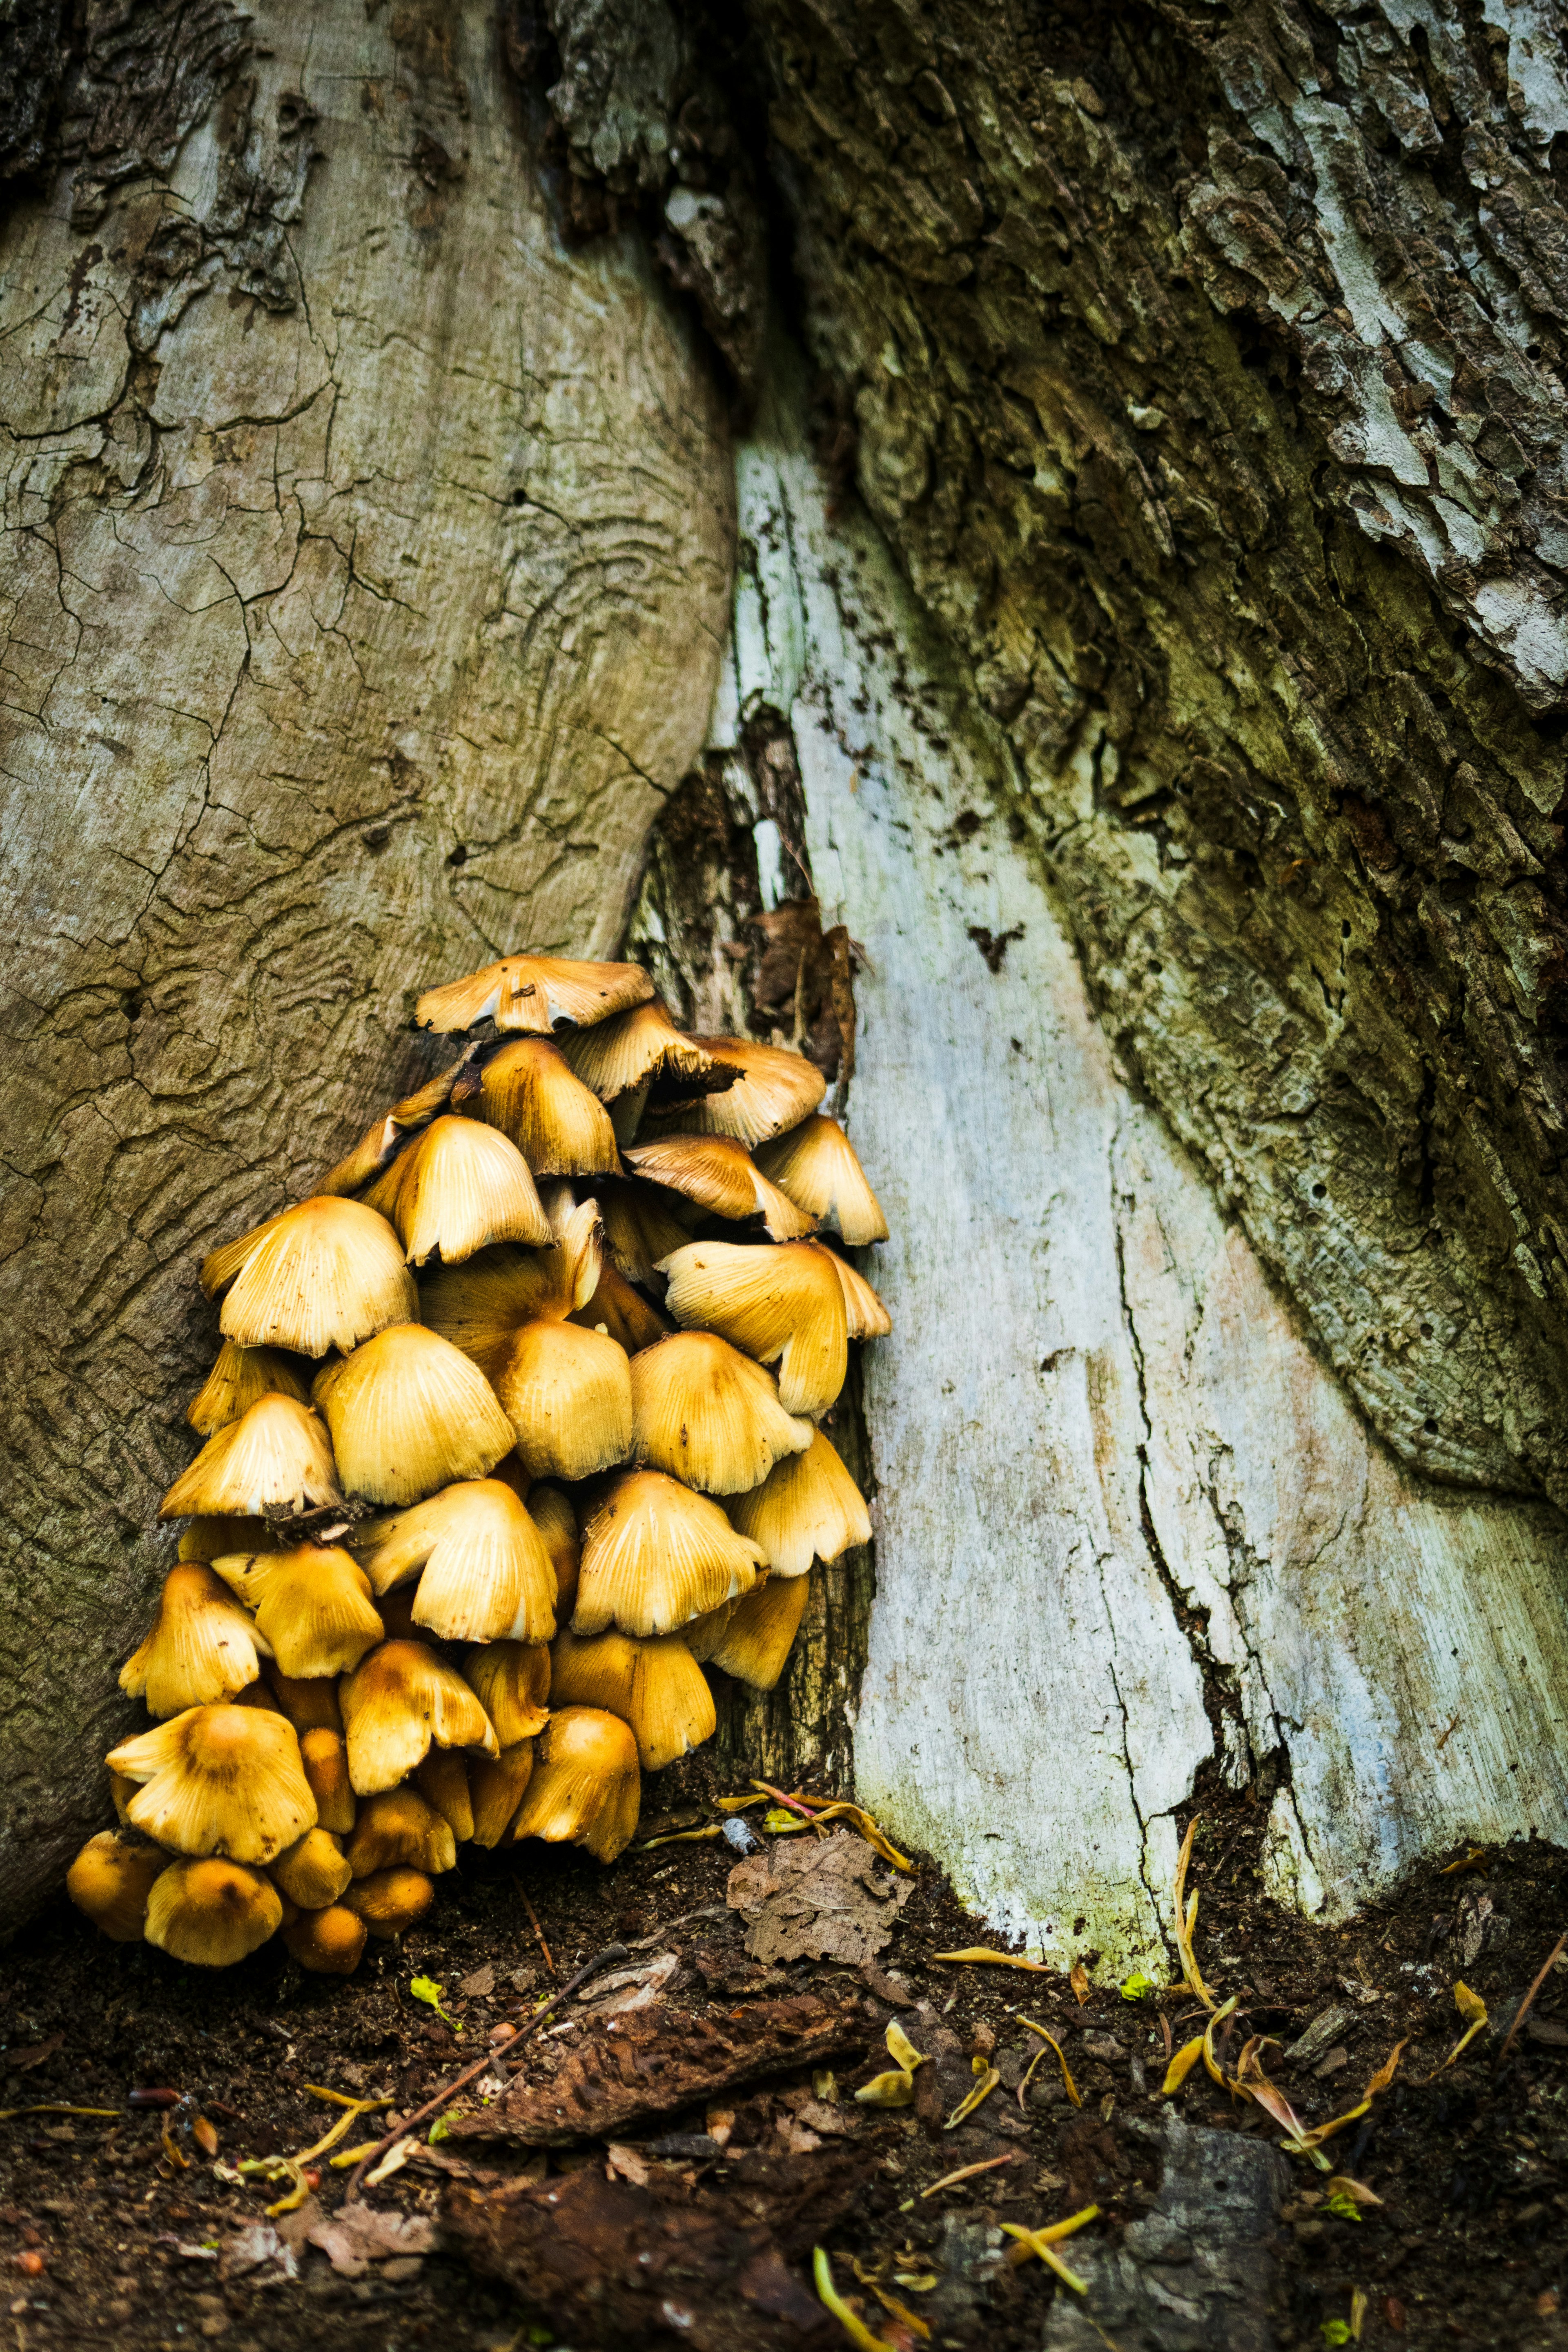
[739,0,1568,1511]
[0,0,732,1926]
[719,358,1568,1968]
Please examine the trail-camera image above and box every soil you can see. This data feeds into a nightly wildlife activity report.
[3,1766,1566,2352]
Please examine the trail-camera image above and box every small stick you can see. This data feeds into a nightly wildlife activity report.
[920,2152,1016,2198]
[519,1884,556,1978]
[342,1940,628,2201]
[1495,1929,1568,2072]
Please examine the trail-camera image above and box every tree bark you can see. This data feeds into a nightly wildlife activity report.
[0,0,731,1926]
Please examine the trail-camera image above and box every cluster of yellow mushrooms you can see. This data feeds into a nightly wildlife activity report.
[67,956,889,1976]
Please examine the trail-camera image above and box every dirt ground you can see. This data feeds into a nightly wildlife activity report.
[3,1767,1566,2352]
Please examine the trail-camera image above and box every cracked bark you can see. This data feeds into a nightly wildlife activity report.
[0,0,732,1927]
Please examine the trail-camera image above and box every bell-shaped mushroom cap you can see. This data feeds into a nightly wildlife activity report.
[341,1866,436,1938]
[314,1324,515,1506]
[574,1469,763,1637]
[549,1626,715,1772]
[108,1706,316,1863]
[300,1727,355,1834]
[559,996,715,1101]
[187,1343,312,1439]
[264,1666,344,1735]
[833,1252,892,1340]
[647,1036,826,1146]
[67,1831,169,1942]
[727,1429,871,1579]
[212,1545,383,1680]
[364,1115,552,1265]
[145,1857,285,1967]
[415,953,654,1038]
[282,1903,368,1976]
[159,1395,343,1521]
[594,1178,690,1290]
[468,1741,535,1848]
[459,1637,551,1746]
[270,1827,354,1910]
[414,1748,475,1843]
[419,1203,602,1381]
[340,1639,498,1796]
[688,1571,810,1691]
[120,1565,271,1719]
[629,1331,814,1494]
[660,1239,848,1419]
[570,1260,672,1357]
[346,1786,457,1879]
[623,1136,815,1242]
[204,1196,416,1358]
[494,1319,634,1483]
[317,1050,479,1198]
[356,1479,557,1646]
[527,1482,580,1619]
[508,1706,640,1862]
[477,1039,621,1176]
[754,1116,889,1247]
[178,1516,278,1565]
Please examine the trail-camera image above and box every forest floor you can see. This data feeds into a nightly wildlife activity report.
[2,1766,1566,2352]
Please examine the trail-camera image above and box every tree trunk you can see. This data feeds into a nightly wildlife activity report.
[5,0,1568,1971]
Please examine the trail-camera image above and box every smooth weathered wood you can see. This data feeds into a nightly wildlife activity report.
[713,362,1568,1971]
[0,0,732,1925]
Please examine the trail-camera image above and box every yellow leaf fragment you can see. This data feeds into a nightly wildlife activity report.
[813,2246,900,2352]
[1428,1983,1488,2076]
[1000,2222,1089,2294]
[931,1947,1049,1973]
[855,2070,918,2109]
[1173,1818,1217,2011]
[1019,2016,1082,2107]
[885,2021,927,2074]
[944,2065,1000,2130]
[1161,2032,1206,2096]
[1069,1961,1090,2005]
[870,2285,931,2341]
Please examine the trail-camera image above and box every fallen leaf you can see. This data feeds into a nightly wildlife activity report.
[932,1947,1049,1974]
[944,2066,1000,2131]
[217,2221,299,2286]
[1019,2017,1081,2107]
[1162,2034,1205,2096]
[1119,1971,1156,2001]
[458,1963,496,2000]
[815,2244,899,2351]
[410,1975,462,2033]
[728,1832,913,1967]
[1069,1962,1090,2006]
[306,2204,437,2280]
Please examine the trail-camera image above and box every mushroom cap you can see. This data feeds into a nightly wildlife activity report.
[549,1626,715,1772]
[263,1666,345,1735]
[467,1741,535,1848]
[420,1205,601,1379]
[144,1857,284,1967]
[459,1637,551,1746]
[644,1036,825,1146]
[569,1260,671,1357]
[493,1319,634,1483]
[204,1196,416,1358]
[314,1323,515,1505]
[187,1342,312,1438]
[178,1516,279,1565]
[270,1827,354,1910]
[727,1428,872,1579]
[159,1394,343,1521]
[659,1239,848,1419]
[119,1565,271,1718]
[526,1482,580,1619]
[66,1832,169,1942]
[299,1727,356,1834]
[414,954,654,1038]
[107,1706,316,1864]
[363,1114,552,1265]
[574,1469,763,1637]
[340,1639,499,1795]
[317,1050,478,1197]
[355,1478,558,1646]
[629,1331,813,1494]
[477,1039,621,1176]
[414,1748,475,1843]
[593,1178,690,1290]
[508,1706,640,1862]
[281,1904,368,1976]
[346,1786,457,1878]
[340,1866,436,1938]
[833,1251,892,1340]
[623,1135,816,1242]
[558,997,715,1101]
[688,1571,810,1692]
[212,1545,383,1679]
[753,1114,889,1247]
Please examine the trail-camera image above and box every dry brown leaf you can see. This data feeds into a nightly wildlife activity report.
[727,1831,913,1966]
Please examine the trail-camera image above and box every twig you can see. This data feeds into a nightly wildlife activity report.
[625,1903,729,1951]
[342,1940,628,2201]
[919,2152,1016,2198]
[519,1885,556,1978]
[1495,1929,1568,2072]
